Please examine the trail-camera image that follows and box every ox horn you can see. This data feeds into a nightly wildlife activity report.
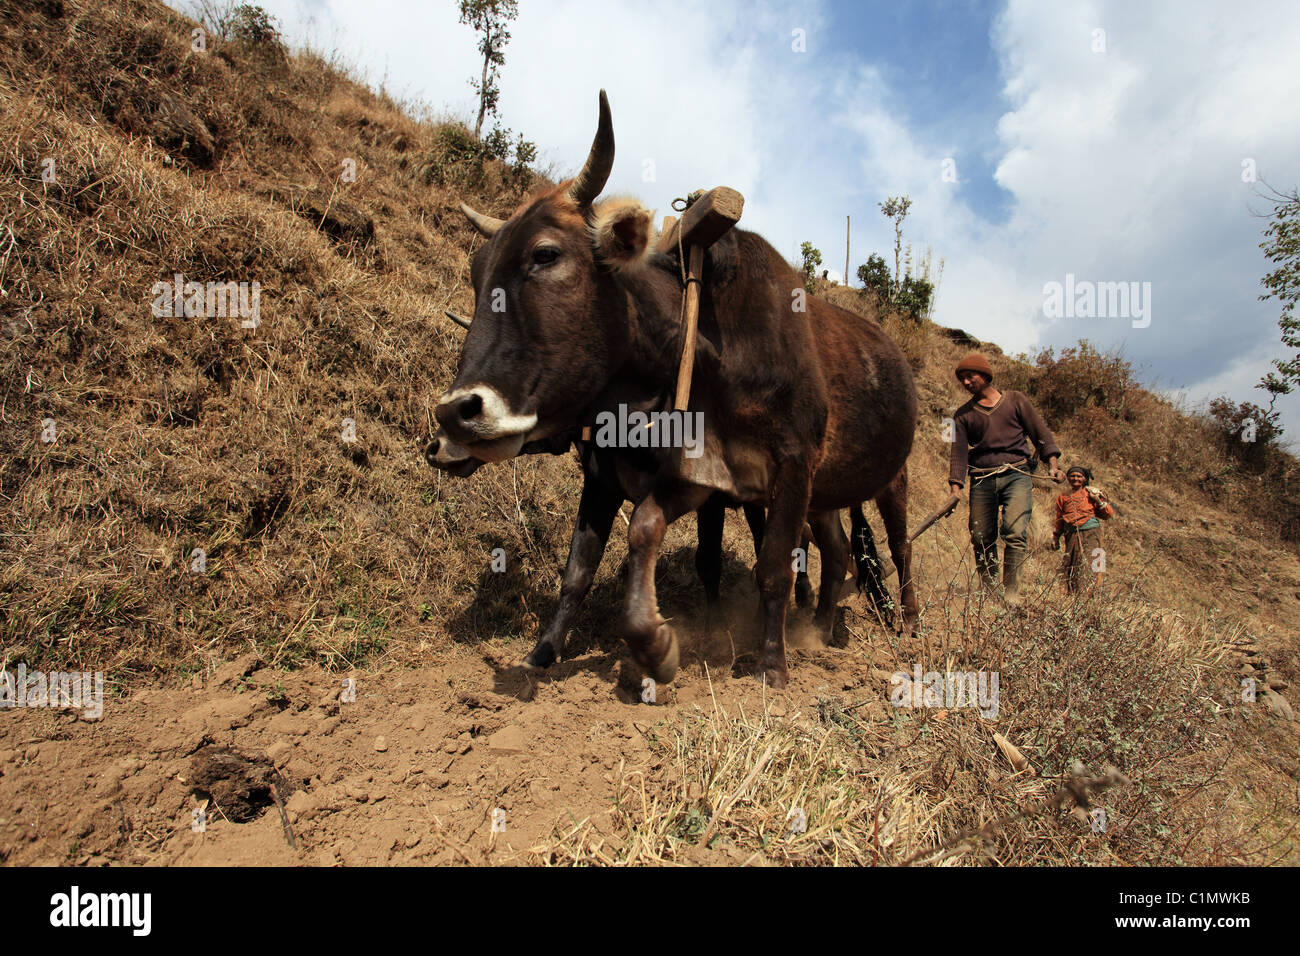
[459,202,505,237]
[445,310,472,330]
[566,89,614,208]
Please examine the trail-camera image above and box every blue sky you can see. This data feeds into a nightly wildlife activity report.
[817,0,1014,223]
[226,0,1300,438]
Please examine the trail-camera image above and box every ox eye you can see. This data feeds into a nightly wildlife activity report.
[531,246,560,267]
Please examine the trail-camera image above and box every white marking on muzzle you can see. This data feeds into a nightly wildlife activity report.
[438,385,538,441]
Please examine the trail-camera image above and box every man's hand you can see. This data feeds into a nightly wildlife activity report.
[1047,456,1064,483]
[949,481,964,500]
[1052,535,1061,550]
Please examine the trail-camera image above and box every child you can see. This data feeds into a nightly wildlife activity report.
[1052,465,1116,593]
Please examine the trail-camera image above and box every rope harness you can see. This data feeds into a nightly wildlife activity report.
[967,457,1036,481]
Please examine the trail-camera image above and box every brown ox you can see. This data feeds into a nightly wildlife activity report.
[435,91,917,687]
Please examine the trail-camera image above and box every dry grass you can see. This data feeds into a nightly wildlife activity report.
[532,590,1294,866]
[0,0,577,681]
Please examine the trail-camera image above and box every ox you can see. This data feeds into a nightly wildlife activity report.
[435,91,917,687]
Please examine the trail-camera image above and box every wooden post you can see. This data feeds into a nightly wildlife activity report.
[845,215,850,288]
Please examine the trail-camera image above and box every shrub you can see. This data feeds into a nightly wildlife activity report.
[799,241,823,295]
[894,273,933,323]
[422,125,484,187]
[857,253,890,306]
[1018,342,1136,424]
[230,4,284,53]
[1206,397,1282,472]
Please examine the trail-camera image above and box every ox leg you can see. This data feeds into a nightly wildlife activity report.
[743,503,766,553]
[696,498,725,631]
[753,457,815,689]
[624,485,712,684]
[850,503,893,624]
[745,503,815,609]
[523,477,623,670]
[807,509,849,637]
[794,524,815,609]
[876,469,919,635]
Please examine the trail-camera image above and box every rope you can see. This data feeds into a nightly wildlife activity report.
[967,458,1037,481]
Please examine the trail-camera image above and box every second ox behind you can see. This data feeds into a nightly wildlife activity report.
[433,91,918,688]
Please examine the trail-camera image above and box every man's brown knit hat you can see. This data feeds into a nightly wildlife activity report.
[955,352,994,383]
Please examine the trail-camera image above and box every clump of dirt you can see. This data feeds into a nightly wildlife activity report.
[188,746,288,824]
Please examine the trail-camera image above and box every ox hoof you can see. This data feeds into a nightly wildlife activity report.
[635,624,679,685]
[759,664,788,690]
[523,640,558,670]
[794,574,814,609]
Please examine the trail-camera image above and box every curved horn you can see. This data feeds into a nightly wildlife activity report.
[445,310,472,330]
[459,202,505,237]
[566,89,614,208]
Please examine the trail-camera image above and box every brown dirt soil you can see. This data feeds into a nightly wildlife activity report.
[0,577,902,866]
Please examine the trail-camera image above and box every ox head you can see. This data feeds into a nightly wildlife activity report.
[434,91,658,462]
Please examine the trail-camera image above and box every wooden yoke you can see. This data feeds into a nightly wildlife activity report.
[657,187,744,411]
[579,188,743,442]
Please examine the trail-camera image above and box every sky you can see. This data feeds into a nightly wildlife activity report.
[223,0,1300,435]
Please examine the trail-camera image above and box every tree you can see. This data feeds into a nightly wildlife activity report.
[857,244,940,322]
[857,253,891,304]
[878,195,912,298]
[1258,184,1300,415]
[895,274,933,322]
[458,0,519,140]
[1208,397,1281,472]
[800,241,823,293]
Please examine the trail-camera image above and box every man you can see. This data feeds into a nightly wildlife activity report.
[947,353,1064,603]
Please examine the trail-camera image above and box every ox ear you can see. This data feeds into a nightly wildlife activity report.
[590,198,656,272]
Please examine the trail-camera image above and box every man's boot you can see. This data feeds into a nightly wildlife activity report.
[1003,546,1027,606]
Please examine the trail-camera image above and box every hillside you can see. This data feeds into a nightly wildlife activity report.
[0,0,1296,866]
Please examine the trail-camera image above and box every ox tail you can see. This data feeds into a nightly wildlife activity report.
[850,503,894,626]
